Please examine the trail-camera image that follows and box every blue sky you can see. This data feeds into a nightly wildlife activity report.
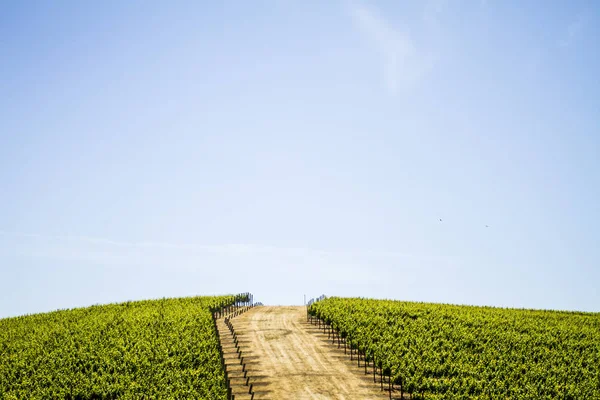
[1,0,599,317]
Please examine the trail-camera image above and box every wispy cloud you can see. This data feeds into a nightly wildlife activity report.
[0,230,443,262]
[0,230,464,311]
[347,2,436,93]
[0,230,199,251]
[558,14,587,48]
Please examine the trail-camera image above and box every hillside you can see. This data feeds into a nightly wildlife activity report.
[309,297,600,399]
[3,295,599,399]
[0,296,243,399]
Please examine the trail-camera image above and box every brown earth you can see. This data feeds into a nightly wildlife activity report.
[229,306,391,400]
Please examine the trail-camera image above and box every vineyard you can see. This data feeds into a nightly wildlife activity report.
[308,297,600,399]
[0,295,248,399]
[2,294,599,399]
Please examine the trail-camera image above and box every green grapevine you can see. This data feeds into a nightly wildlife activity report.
[0,295,245,399]
[309,297,600,399]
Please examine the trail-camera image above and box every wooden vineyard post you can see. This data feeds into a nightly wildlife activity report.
[331,325,336,345]
[373,358,376,383]
[400,377,404,399]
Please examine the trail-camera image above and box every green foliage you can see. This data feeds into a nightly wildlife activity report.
[0,296,237,399]
[309,297,600,399]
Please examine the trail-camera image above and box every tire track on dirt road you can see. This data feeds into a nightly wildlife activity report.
[232,306,389,400]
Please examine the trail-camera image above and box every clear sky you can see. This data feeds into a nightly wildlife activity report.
[1,1,599,318]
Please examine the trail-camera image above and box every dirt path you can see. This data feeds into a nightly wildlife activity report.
[232,306,389,400]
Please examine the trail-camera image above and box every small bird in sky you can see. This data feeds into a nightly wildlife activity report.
[439,218,443,222]
[485,225,490,228]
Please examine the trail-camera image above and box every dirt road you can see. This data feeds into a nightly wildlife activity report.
[231,306,389,400]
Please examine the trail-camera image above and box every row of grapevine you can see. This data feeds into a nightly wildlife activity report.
[309,297,600,400]
[0,294,250,399]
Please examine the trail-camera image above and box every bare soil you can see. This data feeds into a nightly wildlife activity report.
[231,306,390,400]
